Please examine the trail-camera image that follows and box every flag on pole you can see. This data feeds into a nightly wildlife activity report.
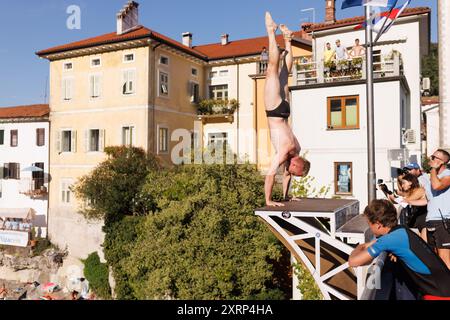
[354,0,410,35]
[342,0,397,10]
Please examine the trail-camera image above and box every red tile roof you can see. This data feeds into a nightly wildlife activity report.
[36,26,208,60]
[303,7,431,32]
[37,26,311,61]
[0,104,50,119]
[194,32,311,60]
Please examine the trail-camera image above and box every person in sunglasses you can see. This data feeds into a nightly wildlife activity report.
[406,149,450,269]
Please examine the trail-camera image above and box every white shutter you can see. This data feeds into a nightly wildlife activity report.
[62,79,66,100]
[122,71,128,94]
[131,126,135,146]
[128,70,135,93]
[61,181,66,203]
[67,79,73,100]
[89,75,94,98]
[95,75,101,98]
[100,129,105,151]
[56,131,62,153]
[84,130,89,153]
[71,130,77,153]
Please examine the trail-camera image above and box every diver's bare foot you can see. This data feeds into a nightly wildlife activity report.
[266,201,285,207]
[280,24,293,41]
[265,12,278,33]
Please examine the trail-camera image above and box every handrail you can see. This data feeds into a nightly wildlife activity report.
[359,252,388,300]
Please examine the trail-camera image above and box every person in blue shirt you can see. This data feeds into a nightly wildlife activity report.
[349,199,450,300]
[406,149,450,269]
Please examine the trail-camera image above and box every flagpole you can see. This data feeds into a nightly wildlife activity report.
[365,4,377,203]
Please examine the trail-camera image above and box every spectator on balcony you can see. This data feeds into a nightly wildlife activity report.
[349,199,450,300]
[349,38,365,58]
[260,47,269,74]
[334,39,348,62]
[323,42,335,65]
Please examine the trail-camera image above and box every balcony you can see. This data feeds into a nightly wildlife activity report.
[196,99,239,124]
[294,50,403,86]
[19,178,48,200]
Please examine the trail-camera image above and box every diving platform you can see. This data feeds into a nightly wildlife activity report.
[255,198,381,300]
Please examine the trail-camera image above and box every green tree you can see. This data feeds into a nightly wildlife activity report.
[120,164,286,300]
[73,146,160,224]
[83,252,112,299]
[422,43,439,96]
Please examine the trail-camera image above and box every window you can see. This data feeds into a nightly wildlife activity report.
[327,96,359,130]
[90,74,101,98]
[208,133,228,148]
[87,129,100,152]
[91,58,101,67]
[191,68,198,77]
[0,130,4,145]
[124,53,135,63]
[122,70,136,95]
[62,78,73,101]
[373,50,382,72]
[160,56,169,65]
[63,62,73,71]
[32,163,45,191]
[190,82,199,103]
[335,163,353,195]
[159,71,169,96]
[219,70,229,77]
[36,128,45,147]
[209,85,228,100]
[3,163,20,180]
[10,130,18,147]
[122,126,135,146]
[158,127,169,154]
[59,130,76,153]
[61,180,73,204]
[210,71,218,79]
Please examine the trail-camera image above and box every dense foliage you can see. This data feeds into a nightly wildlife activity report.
[422,43,439,96]
[83,252,112,299]
[73,146,159,224]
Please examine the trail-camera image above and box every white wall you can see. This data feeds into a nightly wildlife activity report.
[206,61,257,162]
[314,17,425,161]
[291,81,407,206]
[0,121,49,237]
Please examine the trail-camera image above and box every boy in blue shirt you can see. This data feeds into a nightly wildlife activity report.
[349,199,450,300]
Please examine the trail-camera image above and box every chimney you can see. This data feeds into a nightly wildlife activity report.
[182,32,193,48]
[117,1,140,35]
[325,0,336,24]
[221,34,229,46]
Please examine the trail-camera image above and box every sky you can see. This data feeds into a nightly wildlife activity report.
[0,0,438,107]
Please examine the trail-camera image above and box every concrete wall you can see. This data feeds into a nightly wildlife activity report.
[0,121,49,237]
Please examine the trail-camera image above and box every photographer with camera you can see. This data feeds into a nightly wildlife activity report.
[406,149,450,269]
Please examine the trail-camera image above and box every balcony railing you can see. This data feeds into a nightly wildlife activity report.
[294,51,403,86]
[19,178,48,199]
[196,99,239,124]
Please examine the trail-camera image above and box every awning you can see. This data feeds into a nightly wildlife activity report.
[0,208,36,220]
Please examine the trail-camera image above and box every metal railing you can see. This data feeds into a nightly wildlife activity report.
[294,52,403,86]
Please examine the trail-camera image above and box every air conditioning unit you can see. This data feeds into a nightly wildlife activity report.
[422,78,431,91]
[422,77,431,96]
[402,129,416,144]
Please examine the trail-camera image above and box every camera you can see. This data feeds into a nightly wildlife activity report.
[377,179,393,195]
[397,168,409,176]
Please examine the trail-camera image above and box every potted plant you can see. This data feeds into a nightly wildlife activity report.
[352,57,363,69]
[29,228,37,248]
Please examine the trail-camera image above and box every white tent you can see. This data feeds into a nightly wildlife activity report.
[0,208,36,220]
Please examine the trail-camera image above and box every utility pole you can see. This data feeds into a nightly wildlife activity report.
[365,5,377,203]
[439,0,450,150]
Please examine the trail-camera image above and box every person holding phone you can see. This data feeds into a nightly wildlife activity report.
[406,149,450,269]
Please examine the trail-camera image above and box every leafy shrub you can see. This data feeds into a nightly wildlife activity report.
[83,252,111,299]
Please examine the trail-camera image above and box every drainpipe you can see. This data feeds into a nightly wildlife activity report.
[151,41,162,154]
[234,57,240,159]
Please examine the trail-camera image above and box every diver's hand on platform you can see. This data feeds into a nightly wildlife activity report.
[266,201,285,207]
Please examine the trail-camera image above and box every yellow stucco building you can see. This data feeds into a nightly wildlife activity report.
[36,1,311,259]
